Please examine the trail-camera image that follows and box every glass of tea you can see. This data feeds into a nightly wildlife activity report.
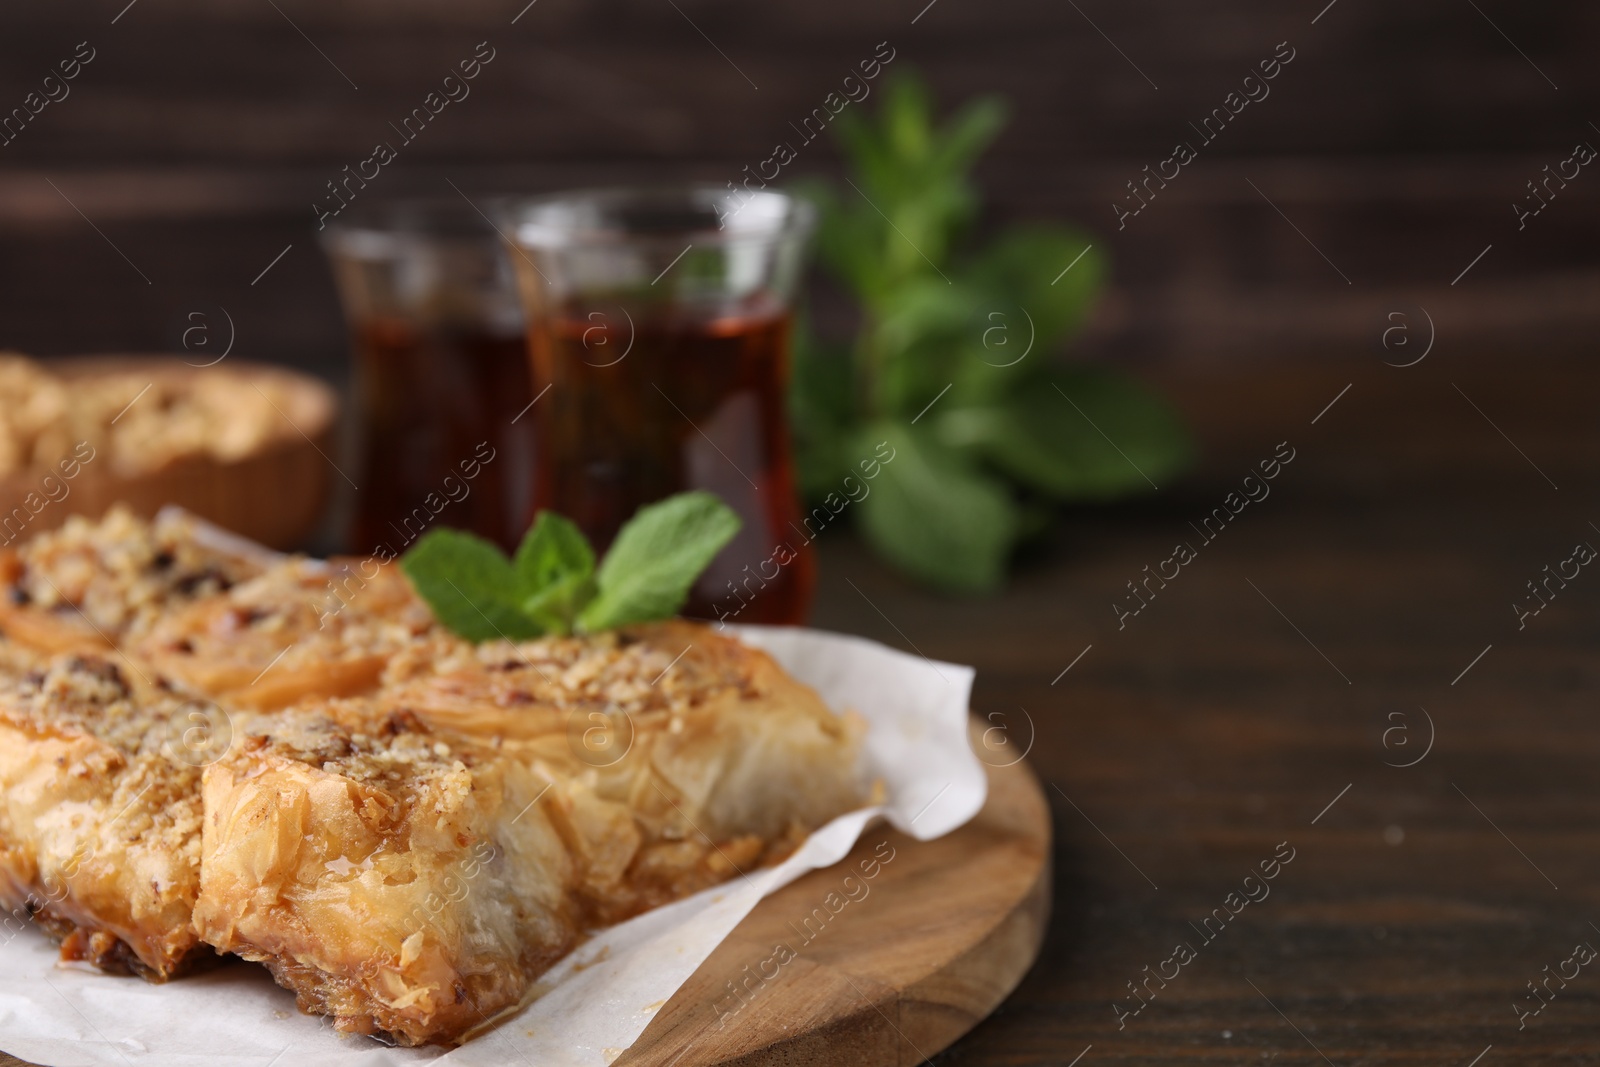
[499,187,816,625]
[322,200,535,555]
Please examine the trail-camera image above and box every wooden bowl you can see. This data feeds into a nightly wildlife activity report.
[0,356,338,550]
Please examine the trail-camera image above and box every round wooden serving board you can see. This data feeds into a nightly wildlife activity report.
[618,730,1051,1067]
[1,724,1051,1067]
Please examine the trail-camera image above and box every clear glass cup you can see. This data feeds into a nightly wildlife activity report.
[322,200,536,555]
[499,186,816,625]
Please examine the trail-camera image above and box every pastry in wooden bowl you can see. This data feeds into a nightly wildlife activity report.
[0,353,336,550]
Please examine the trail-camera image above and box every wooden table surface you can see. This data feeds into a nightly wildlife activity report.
[806,353,1600,1065]
[5,354,1595,1066]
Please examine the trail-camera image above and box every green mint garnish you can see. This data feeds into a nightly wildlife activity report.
[398,529,545,642]
[578,490,743,633]
[400,490,741,641]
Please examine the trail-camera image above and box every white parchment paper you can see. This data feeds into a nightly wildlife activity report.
[0,626,983,1067]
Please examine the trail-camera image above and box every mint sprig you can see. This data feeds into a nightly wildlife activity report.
[791,70,1193,594]
[400,491,741,641]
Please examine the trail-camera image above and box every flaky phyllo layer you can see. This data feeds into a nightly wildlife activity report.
[0,650,210,980]
[0,508,866,1045]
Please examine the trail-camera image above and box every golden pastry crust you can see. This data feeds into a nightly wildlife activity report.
[132,558,434,710]
[0,651,217,980]
[0,506,265,654]
[381,618,866,930]
[194,709,577,1046]
[194,622,866,1046]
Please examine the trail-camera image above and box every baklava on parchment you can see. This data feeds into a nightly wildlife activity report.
[381,620,868,918]
[0,507,871,1048]
[192,620,867,1045]
[193,708,576,1047]
[0,650,222,979]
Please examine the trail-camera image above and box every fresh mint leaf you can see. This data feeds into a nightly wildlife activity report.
[509,511,598,635]
[959,226,1104,393]
[400,528,545,642]
[856,421,1019,593]
[405,492,744,641]
[1040,369,1193,498]
[831,109,899,205]
[523,572,599,636]
[830,73,985,288]
[796,179,882,303]
[937,370,1192,500]
[874,278,980,416]
[883,74,934,168]
[927,95,1007,180]
[514,511,594,595]
[578,491,742,633]
[878,278,979,361]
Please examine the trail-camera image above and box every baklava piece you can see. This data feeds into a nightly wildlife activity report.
[380,619,867,923]
[0,506,265,654]
[0,651,217,979]
[133,558,434,710]
[193,709,576,1046]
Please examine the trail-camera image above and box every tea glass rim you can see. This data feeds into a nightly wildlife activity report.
[495,185,815,250]
[318,197,504,260]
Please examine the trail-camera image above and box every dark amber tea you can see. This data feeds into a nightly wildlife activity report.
[351,318,533,554]
[505,187,817,625]
[323,200,534,557]
[529,301,813,624]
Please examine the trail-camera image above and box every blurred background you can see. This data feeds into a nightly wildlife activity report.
[2,0,1595,372]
